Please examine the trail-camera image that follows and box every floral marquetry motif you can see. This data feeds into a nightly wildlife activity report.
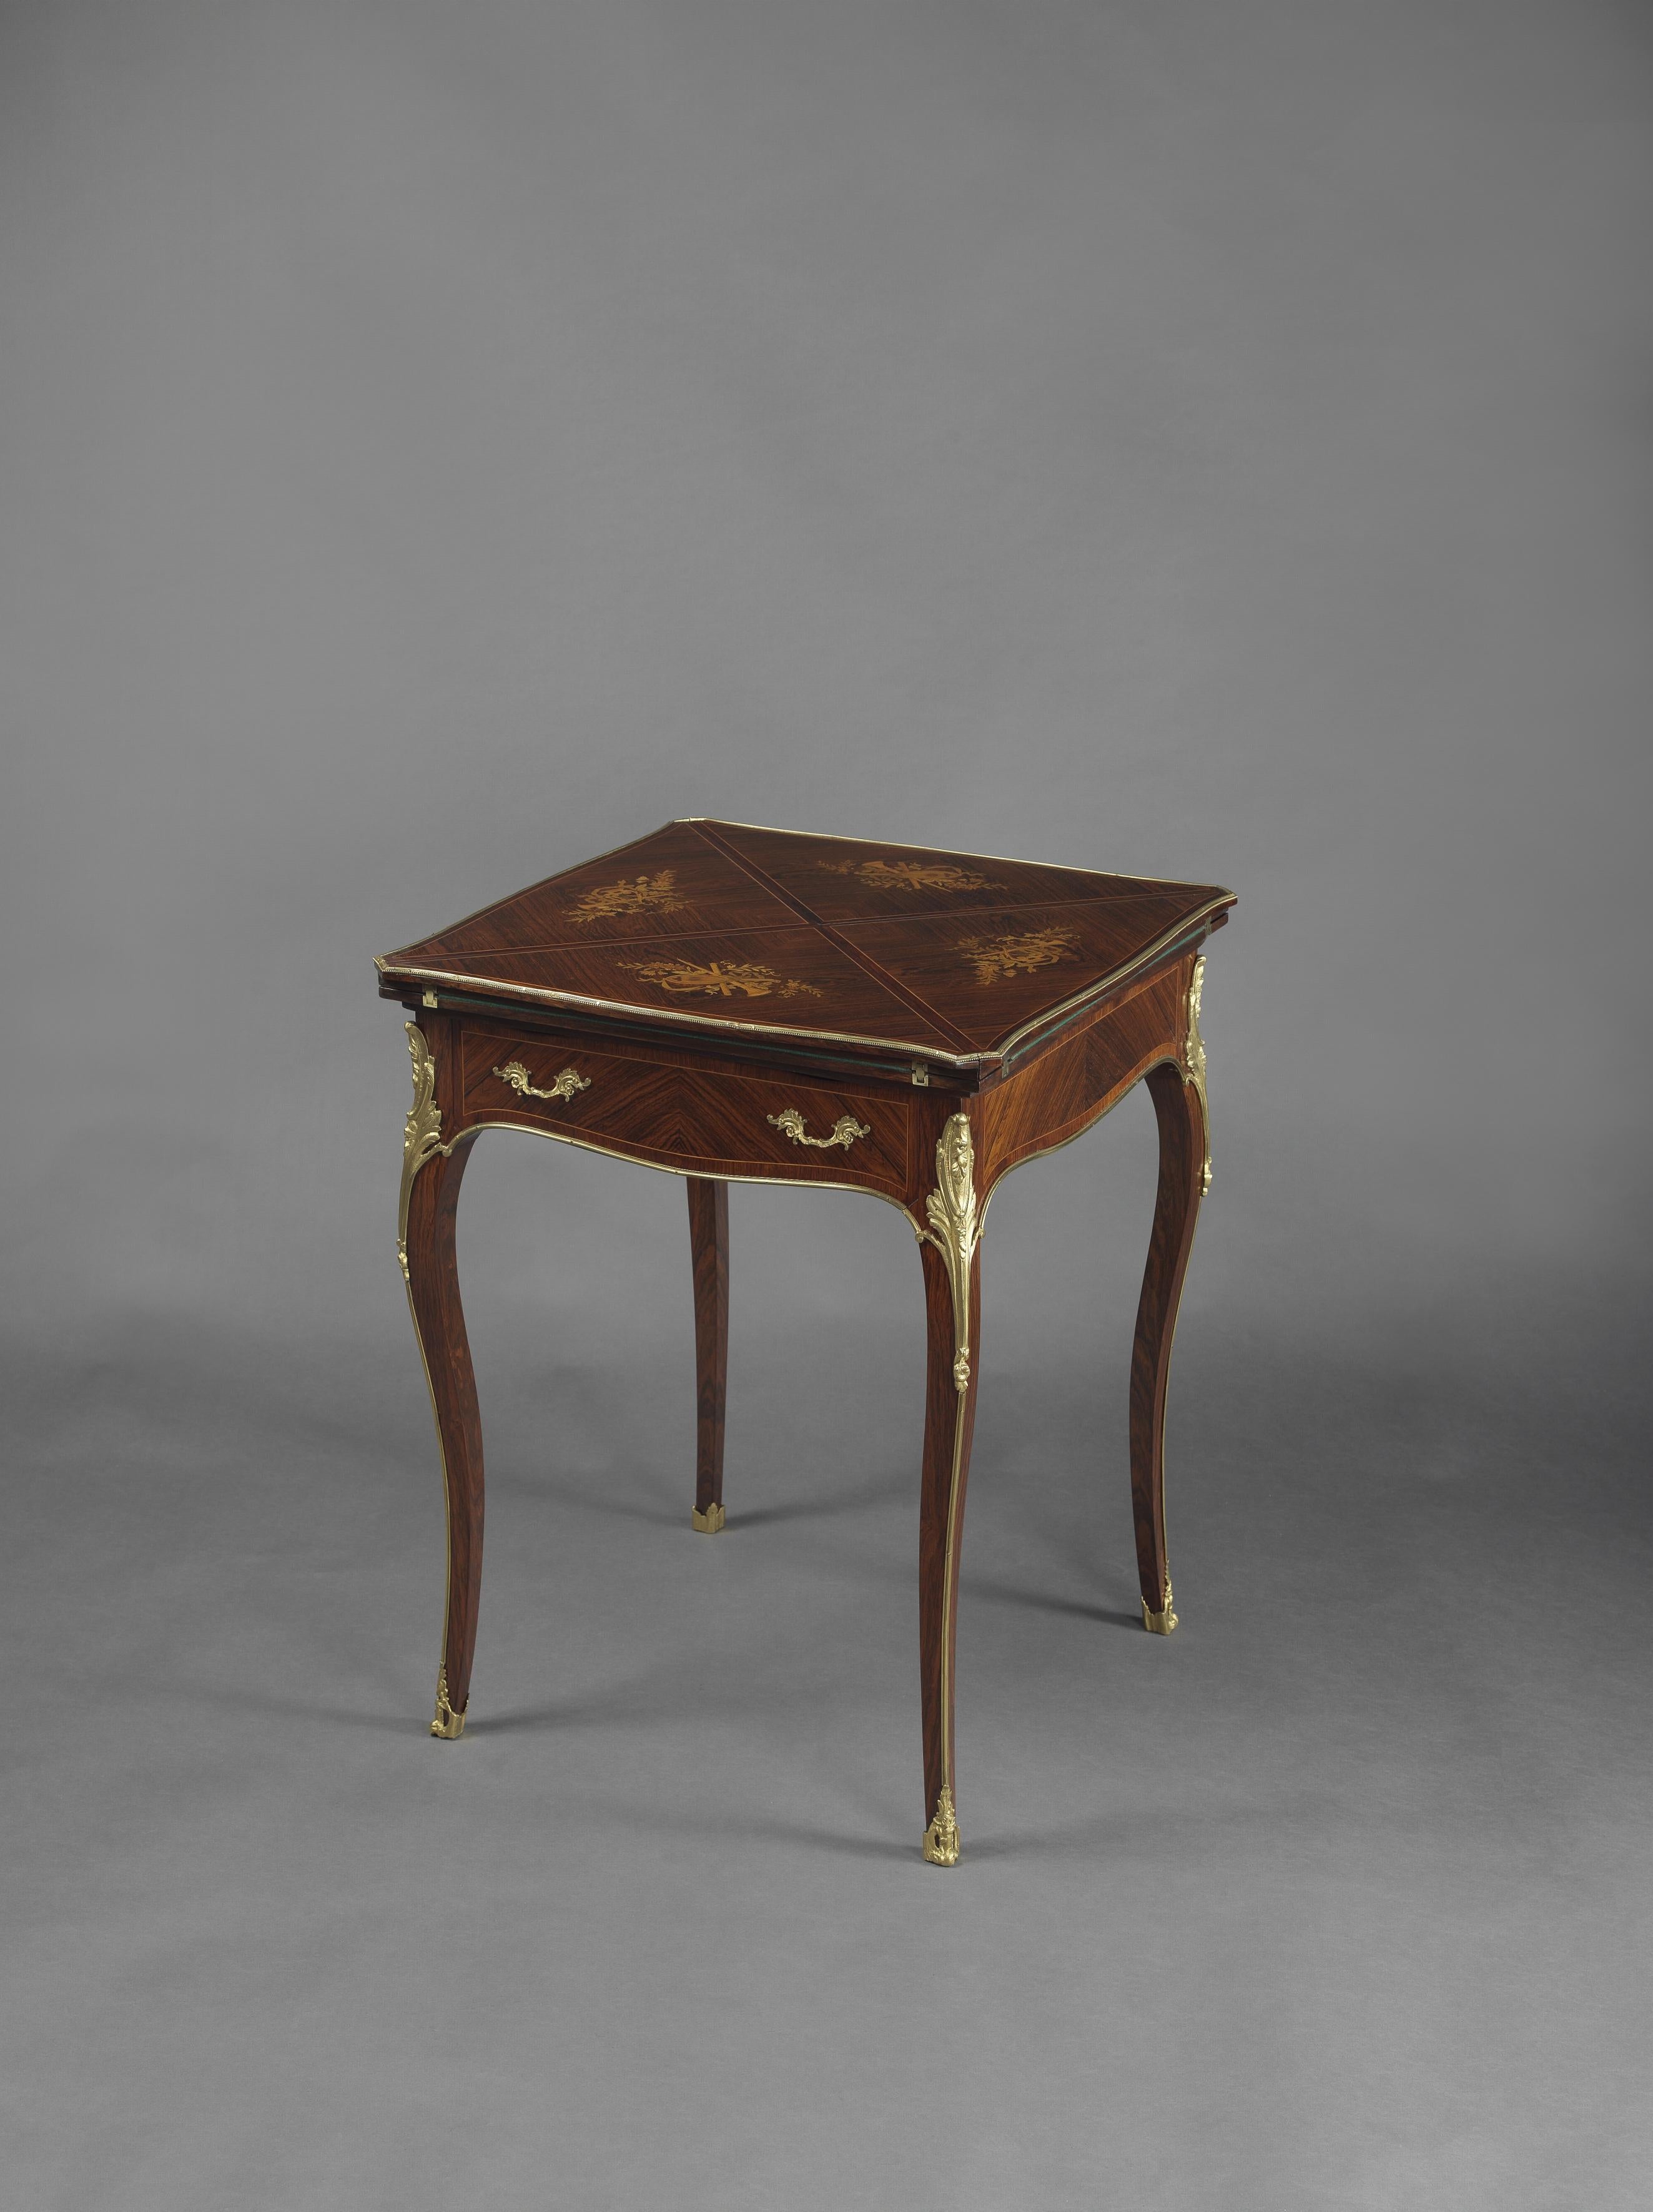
[818,857,995,893]
[955,927,1077,985]
[570,870,687,924]
[619,957,823,1001]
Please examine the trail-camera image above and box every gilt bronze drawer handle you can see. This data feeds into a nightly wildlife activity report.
[492,1061,591,1103]
[766,1108,871,1151]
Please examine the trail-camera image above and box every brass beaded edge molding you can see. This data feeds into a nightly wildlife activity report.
[385,960,963,1066]
[1183,954,1211,1194]
[915,1112,982,1865]
[492,1059,591,1103]
[766,1108,871,1151]
[398,1022,454,1280]
[691,815,1215,892]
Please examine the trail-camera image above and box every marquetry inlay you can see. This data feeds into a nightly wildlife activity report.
[955,927,1077,985]
[818,857,995,893]
[619,956,823,1001]
[571,870,687,923]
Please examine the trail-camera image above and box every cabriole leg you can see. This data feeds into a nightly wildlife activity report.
[1129,1060,1207,1634]
[403,1132,483,1735]
[915,1108,983,1865]
[398,1020,484,1738]
[687,1177,729,1533]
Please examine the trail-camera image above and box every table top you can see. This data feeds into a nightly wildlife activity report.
[377,819,1232,1075]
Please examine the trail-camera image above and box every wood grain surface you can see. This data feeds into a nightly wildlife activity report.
[379,819,1231,1072]
[912,1093,984,1849]
[456,1020,914,1197]
[1130,1061,1207,1623]
[687,1178,729,1523]
[400,1015,486,1729]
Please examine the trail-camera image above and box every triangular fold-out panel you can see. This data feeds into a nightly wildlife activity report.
[834,893,1210,1054]
[387,920,960,1054]
[703,822,1192,921]
[395,823,799,961]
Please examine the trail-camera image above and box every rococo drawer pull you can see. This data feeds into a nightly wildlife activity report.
[766,1108,872,1151]
[493,1060,591,1104]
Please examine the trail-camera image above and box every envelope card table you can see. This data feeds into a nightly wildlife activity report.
[377,819,1233,1864]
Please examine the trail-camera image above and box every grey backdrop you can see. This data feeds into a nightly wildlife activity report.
[2,4,1649,2207]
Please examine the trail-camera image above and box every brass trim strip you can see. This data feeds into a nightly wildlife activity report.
[375,961,967,1069]
[448,1113,924,1232]
[682,817,1236,898]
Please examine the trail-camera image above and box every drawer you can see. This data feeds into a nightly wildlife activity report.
[458,1028,911,1196]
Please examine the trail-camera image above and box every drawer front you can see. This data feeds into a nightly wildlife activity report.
[458,1029,911,1196]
